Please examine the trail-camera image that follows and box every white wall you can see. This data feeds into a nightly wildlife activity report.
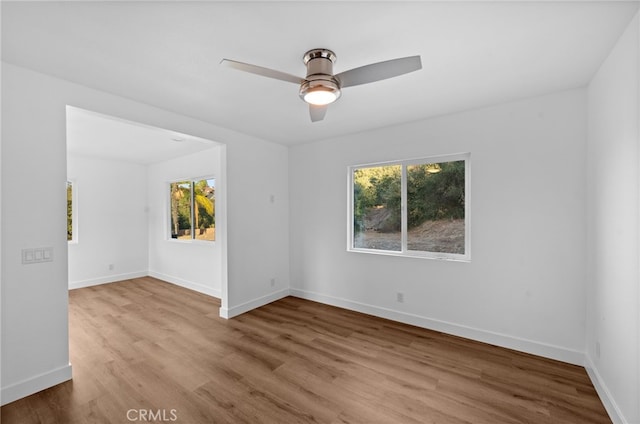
[67,155,148,288]
[222,136,291,317]
[0,62,290,404]
[2,64,72,405]
[586,12,640,424]
[147,147,223,298]
[290,88,588,365]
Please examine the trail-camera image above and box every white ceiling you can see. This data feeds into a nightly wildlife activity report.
[66,106,219,165]
[3,1,639,147]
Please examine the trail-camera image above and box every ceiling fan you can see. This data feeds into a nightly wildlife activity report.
[220,49,422,122]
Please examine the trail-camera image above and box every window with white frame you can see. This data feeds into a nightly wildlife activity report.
[169,177,216,241]
[67,180,78,243]
[348,153,469,260]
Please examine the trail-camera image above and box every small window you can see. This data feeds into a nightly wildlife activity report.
[169,178,215,242]
[349,154,469,260]
[67,180,77,243]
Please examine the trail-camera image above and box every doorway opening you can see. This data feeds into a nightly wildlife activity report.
[65,105,227,305]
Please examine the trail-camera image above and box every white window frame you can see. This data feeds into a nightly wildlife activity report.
[347,153,470,261]
[67,179,78,244]
[167,176,216,244]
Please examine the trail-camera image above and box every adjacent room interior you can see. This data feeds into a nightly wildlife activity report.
[65,106,225,298]
[1,1,639,423]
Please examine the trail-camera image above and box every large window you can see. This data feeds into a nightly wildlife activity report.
[349,154,469,260]
[169,178,215,242]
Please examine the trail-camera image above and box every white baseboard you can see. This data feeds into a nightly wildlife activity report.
[1,364,72,406]
[148,271,221,299]
[221,288,290,319]
[69,271,221,299]
[584,355,627,424]
[290,288,584,366]
[69,271,148,290]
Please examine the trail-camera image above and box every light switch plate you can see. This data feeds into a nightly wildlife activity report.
[22,249,34,263]
[22,247,53,264]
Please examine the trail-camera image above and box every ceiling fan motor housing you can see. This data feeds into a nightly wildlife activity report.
[304,49,336,76]
[299,49,342,104]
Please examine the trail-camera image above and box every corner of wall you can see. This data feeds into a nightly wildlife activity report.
[222,288,290,319]
[1,364,72,407]
[584,355,628,424]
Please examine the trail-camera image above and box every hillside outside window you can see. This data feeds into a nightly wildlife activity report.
[349,154,469,261]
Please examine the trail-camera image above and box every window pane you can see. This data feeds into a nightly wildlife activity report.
[170,181,192,240]
[193,178,215,241]
[407,160,465,254]
[353,165,401,251]
[67,181,73,241]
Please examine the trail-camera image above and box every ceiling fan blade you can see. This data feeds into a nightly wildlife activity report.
[220,59,303,84]
[335,55,422,88]
[309,105,328,122]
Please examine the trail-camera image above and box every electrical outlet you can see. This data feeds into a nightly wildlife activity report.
[270,278,275,287]
[596,341,601,359]
[396,292,404,303]
[108,264,115,271]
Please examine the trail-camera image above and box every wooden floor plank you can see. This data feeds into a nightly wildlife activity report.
[1,277,611,423]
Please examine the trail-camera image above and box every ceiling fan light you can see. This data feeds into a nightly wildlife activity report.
[299,79,341,106]
[304,89,339,106]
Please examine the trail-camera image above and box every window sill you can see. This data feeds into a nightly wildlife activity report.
[167,238,216,245]
[347,247,470,262]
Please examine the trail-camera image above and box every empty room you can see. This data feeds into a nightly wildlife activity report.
[1,1,639,424]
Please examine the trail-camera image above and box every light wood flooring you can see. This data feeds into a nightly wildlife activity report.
[2,277,611,423]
